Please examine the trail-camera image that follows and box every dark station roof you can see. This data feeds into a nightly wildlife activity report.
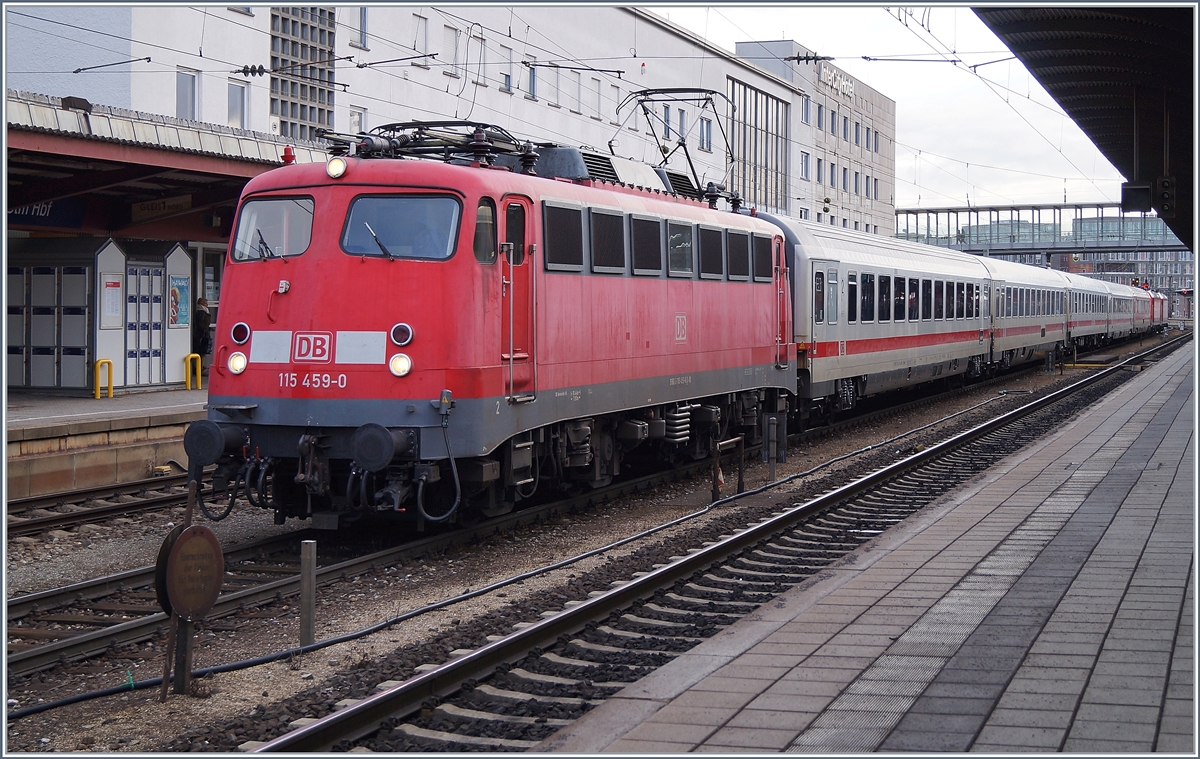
[974,7,1194,252]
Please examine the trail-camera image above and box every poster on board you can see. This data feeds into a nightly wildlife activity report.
[169,276,190,327]
[100,273,123,329]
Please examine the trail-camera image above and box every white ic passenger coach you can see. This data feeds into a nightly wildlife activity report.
[760,214,1164,426]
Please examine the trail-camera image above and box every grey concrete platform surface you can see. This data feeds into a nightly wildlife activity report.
[542,346,1195,753]
[6,387,208,497]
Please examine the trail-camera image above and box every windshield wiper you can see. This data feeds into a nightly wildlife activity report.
[363,222,395,260]
[256,229,277,259]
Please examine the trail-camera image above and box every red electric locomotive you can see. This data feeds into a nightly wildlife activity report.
[185,122,793,528]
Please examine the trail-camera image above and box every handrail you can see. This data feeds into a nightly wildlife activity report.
[93,359,113,399]
[184,353,202,390]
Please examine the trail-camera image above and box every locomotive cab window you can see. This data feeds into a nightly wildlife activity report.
[590,210,626,273]
[342,195,459,260]
[543,202,584,270]
[699,226,723,279]
[631,217,663,275]
[232,196,314,260]
[473,198,496,264]
[668,222,694,276]
[727,232,750,281]
[752,235,772,282]
[505,202,526,264]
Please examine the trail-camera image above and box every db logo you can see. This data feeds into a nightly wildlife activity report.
[293,332,332,363]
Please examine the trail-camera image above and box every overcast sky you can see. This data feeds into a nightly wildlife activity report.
[646,5,1126,210]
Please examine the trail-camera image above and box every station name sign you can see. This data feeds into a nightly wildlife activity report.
[820,64,854,98]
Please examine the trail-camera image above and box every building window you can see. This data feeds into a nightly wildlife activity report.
[854,221,860,230]
[499,45,513,91]
[176,69,197,120]
[570,70,582,111]
[524,55,536,97]
[874,131,880,152]
[273,7,336,138]
[842,167,848,191]
[412,14,427,55]
[802,95,811,124]
[855,121,860,145]
[349,107,364,133]
[874,177,879,198]
[816,158,823,184]
[677,109,686,142]
[227,81,245,128]
[829,162,836,188]
[591,77,602,118]
[728,78,790,214]
[443,26,463,77]
[698,117,712,150]
[800,152,810,180]
[357,6,367,47]
[843,115,849,140]
[470,34,486,84]
[854,171,860,194]
[829,109,837,136]
[865,127,871,149]
[865,174,871,199]
[663,104,671,139]
[817,103,823,130]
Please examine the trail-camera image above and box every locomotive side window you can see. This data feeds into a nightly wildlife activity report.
[934,281,944,319]
[232,196,314,260]
[631,217,663,275]
[827,269,838,324]
[921,279,932,320]
[699,226,723,279]
[727,232,750,281]
[877,276,890,322]
[473,198,496,264]
[668,223,694,276]
[893,276,905,321]
[342,195,459,260]
[813,271,825,323]
[907,278,919,321]
[543,203,584,270]
[590,210,626,273]
[861,273,875,322]
[752,235,772,282]
[847,273,857,323]
[505,203,526,265]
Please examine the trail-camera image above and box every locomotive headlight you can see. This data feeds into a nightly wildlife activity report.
[326,156,348,179]
[228,351,248,374]
[388,353,413,377]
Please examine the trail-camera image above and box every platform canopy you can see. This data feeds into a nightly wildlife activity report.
[975,7,1193,252]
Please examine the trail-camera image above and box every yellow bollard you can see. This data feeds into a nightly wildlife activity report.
[185,353,202,390]
[94,359,113,399]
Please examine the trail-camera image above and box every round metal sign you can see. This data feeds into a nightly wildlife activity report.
[155,523,187,616]
[163,525,225,620]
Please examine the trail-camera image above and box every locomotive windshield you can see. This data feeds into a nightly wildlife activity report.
[231,197,314,261]
[341,195,460,260]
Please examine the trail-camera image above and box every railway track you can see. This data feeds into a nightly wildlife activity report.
[6,472,203,537]
[248,334,1188,752]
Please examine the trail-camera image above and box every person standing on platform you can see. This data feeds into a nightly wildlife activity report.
[193,297,212,374]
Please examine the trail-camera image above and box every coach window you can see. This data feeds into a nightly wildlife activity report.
[893,276,905,321]
[877,275,890,322]
[752,235,773,282]
[668,222,694,276]
[982,285,990,317]
[814,271,825,323]
[861,273,875,322]
[966,283,975,319]
[907,278,919,321]
[934,281,944,319]
[953,282,963,319]
[631,217,663,275]
[1006,287,1013,317]
[921,279,932,320]
[543,202,584,271]
[473,198,497,263]
[827,269,838,324]
[590,209,626,273]
[847,273,857,323]
[699,227,723,279]
[727,232,750,281]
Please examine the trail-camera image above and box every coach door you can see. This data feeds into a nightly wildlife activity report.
[501,197,536,401]
[811,259,839,361]
[774,238,792,367]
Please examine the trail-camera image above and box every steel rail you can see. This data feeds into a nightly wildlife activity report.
[8,472,192,514]
[254,333,1189,752]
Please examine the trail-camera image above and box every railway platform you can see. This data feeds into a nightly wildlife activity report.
[542,345,1195,753]
[6,386,207,499]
